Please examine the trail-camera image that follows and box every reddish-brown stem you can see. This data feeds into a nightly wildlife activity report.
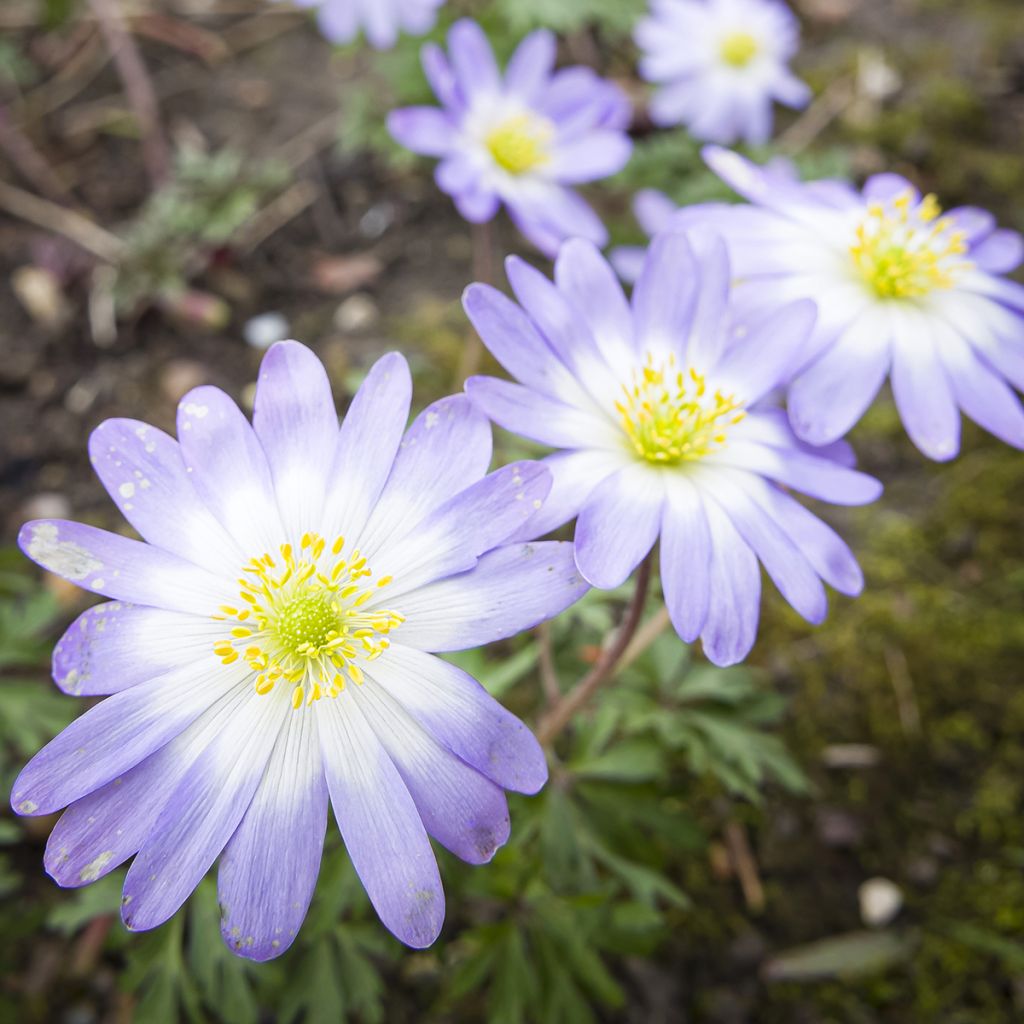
[88,0,169,185]
[536,557,652,745]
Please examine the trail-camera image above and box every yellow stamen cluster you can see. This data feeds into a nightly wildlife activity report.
[616,354,746,465]
[213,532,403,710]
[485,113,553,175]
[719,31,760,68]
[850,190,970,300]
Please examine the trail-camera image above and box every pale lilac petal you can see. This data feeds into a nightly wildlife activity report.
[701,507,761,667]
[462,283,583,400]
[88,419,242,578]
[371,644,546,794]
[507,186,607,254]
[575,464,664,589]
[386,107,455,157]
[218,710,328,961]
[703,472,827,624]
[44,686,246,887]
[315,0,358,44]
[177,386,284,556]
[631,233,698,360]
[553,239,635,372]
[448,19,500,98]
[422,42,462,110]
[505,29,556,100]
[374,461,552,598]
[788,310,893,446]
[395,542,588,651]
[936,323,1024,450]
[507,447,630,542]
[320,352,412,545]
[947,207,996,243]
[465,376,618,450]
[318,697,444,948]
[505,255,609,384]
[18,520,233,613]
[863,173,918,204]
[358,395,492,559]
[455,188,501,223]
[52,602,219,696]
[549,132,633,183]
[971,230,1024,275]
[354,685,510,865]
[10,656,236,816]
[717,299,817,402]
[683,230,732,371]
[121,692,284,932]
[753,482,863,596]
[715,442,882,505]
[660,477,711,643]
[634,189,679,236]
[253,341,339,542]
[890,327,960,462]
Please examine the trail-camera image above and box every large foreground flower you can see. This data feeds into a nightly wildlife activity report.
[387,19,633,256]
[635,0,810,144]
[696,147,1024,460]
[464,235,881,666]
[289,0,445,49]
[13,342,588,959]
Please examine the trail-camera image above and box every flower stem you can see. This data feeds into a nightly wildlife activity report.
[455,219,494,385]
[536,557,652,746]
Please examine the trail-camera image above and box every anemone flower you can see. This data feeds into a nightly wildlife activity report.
[694,147,1024,460]
[388,19,633,256]
[635,0,810,144]
[464,235,881,666]
[13,341,588,959]
[291,0,445,50]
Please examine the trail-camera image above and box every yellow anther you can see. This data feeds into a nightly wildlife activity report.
[720,31,760,68]
[850,189,971,299]
[618,353,744,465]
[485,113,554,175]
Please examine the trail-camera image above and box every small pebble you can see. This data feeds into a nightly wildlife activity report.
[333,293,379,332]
[243,312,291,350]
[859,877,903,927]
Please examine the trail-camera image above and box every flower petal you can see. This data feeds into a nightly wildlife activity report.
[394,541,588,651]
[660,476,711,643]
[121,691,285,932]
[554,239,635,374]
[318,697,444,948]
[88,419,243,578]
[11,656,237,816]
[788,308,892,445]
[447,19,500,98]
[18,520,233,613]
[44,686,248,887]
[702,472,827,625]
[53,602,220,696]
[890,316,960,461]
[505,29,556,100]
[549,131,633,183]
[701,508,761,667]
[631,233,698,361]
[367,644,547,794]
[253,341,340,543]
[177,386,284,556]
[358,394,492,559]
[218,709,328,961]
[320,352,412,545]
[353,684,510,865]
[575,463,664,589]
[386,107,456,156]
[465,376,618,449]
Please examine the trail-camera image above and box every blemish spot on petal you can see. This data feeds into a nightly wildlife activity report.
[79,850,115,882]
[118,482,136,499]
[26,523,104,581]
[18,800,38,814]
[425,411,440,429]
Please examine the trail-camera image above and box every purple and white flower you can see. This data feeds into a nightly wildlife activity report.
[694,147,1024,460]
[13,341,588,959]
[289,0,445,49]
[635,0,810,144]
[463,235,881,666]
[387,19,633,256]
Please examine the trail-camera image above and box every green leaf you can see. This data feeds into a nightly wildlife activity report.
[762,930,916,981]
